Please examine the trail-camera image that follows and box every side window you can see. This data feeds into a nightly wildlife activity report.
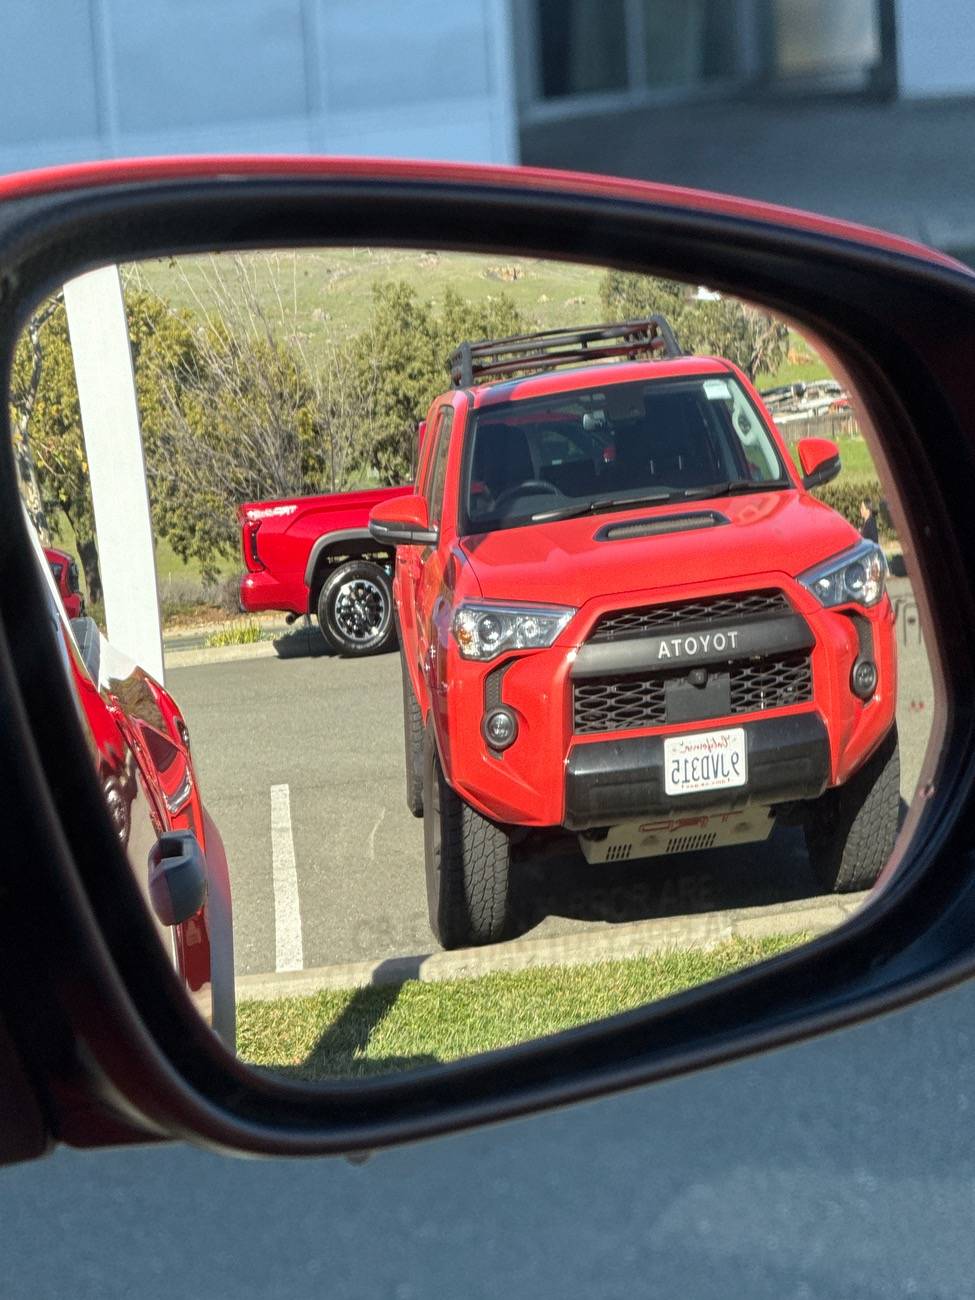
[427,408,454,529]
[417,407,446,498]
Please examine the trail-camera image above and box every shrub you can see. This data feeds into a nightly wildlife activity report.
[203,621,263,648]
[812,476,895,540]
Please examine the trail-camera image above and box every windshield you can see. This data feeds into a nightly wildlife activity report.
[462,373,790,534]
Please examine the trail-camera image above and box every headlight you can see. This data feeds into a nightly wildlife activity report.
[452,602,576,661]
[799,539,887,609]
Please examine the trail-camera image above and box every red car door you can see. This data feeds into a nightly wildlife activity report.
[399,402,453,711]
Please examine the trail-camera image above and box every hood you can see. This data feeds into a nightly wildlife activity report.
[460,489,859,612]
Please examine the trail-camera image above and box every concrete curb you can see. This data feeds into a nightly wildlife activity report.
[165,640,279,668]
[235,891,868,1001]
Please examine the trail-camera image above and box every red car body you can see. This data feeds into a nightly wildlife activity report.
[375,341,898,947]
[43,545,84,619]
[36,535,235,1046]
[238,485,412,655]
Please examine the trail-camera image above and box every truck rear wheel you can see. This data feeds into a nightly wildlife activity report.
[423,729,513,949]
[401,650,424,818]
[316,560,396,657]
[802,725,900,893]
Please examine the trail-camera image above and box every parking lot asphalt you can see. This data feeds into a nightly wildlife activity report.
[166,576,933,980]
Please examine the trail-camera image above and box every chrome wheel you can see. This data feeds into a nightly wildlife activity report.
[333,577,387,644]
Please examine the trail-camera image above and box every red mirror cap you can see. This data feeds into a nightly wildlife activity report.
[797,437,840,477]
[368,495,437,546]
[370,494,429,529]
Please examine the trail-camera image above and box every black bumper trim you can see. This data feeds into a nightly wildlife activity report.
[564,712,830,830]
[571,613,814,679]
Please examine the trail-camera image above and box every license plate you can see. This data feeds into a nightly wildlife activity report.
[664,728,748,796]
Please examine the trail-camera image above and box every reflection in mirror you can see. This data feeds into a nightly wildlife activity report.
[8,249,934,1080]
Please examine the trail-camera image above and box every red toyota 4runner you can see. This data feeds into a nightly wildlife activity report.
[370,319,899,950]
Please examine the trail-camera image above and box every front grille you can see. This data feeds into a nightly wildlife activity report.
[574,674,667,734]
[728,651,812,715]
[572,651,813,734]
[591,589,791,642]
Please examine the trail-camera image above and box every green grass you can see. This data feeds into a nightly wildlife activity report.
[237,935,806,1080]
[755,329,833,390]
[130,250,611,367]
[203,620,263,648]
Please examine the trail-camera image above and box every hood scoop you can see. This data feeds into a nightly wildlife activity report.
[595,510,729,542]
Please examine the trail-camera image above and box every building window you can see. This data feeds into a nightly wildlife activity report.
[522,0,893,115]
[642,1,742,90]
[767,0,887,89]
[537,0,628,99]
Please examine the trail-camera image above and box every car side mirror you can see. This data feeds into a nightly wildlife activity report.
[148,830,207,927]
[797,436,842,488]
[369,494,438,546]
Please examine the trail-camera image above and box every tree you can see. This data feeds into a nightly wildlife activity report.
[128,255,369,579]
[599,272,788,379]
[351,282,525,482]
[9,297,103,599]
[8,295,61,545]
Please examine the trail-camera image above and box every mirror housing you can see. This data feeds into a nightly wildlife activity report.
[148,831,207,927]
[1,155,973,1164]
[369,494,438,546]
[797,437,842,489]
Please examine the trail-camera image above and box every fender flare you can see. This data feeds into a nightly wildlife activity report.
[303,528,388,590]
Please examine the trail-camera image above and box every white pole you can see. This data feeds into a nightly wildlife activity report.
[63,266,164,684]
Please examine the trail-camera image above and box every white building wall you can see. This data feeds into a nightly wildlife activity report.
[897,0,975,98]
[0,0,518,175]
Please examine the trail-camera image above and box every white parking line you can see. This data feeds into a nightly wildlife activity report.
[270,783,303,973]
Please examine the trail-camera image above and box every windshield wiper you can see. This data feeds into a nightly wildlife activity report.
[530,489,676,523]
[681,478,791,499]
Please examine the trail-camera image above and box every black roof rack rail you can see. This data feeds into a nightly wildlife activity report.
[449,316,683,388]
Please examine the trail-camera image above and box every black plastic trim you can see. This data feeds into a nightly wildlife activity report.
[595,510,729,541]
[572,613,813,678]
[564,712,830,829]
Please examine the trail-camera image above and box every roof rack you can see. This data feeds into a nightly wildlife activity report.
[449,316,683,388]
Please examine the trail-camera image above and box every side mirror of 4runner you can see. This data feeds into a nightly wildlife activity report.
[369,494,438,547]
[797,437,842,489]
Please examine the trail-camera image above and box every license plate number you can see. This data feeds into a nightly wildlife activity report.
[664,728,748,796]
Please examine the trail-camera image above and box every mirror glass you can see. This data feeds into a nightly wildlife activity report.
[8,247,934,1079]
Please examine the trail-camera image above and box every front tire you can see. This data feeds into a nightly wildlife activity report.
[401,650,424,818]
[803,725,900,893]
[316,560,395,657]
[423,728,513,949]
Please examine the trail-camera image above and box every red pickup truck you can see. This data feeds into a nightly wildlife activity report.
[238,484,413,655]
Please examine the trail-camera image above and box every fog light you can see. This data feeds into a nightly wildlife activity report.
[851,658,878,700]
[483,706,518,751]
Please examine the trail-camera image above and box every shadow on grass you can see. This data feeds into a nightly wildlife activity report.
[261,974,438,1082]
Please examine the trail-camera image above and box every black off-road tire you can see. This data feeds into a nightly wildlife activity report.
[401,650,424,818]
[803,725,900,893]
[316,560,395,657]
[423,728,513,949]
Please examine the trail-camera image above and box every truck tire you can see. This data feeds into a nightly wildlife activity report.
[423,728,512,949]
[401,650,424,818]
[802,725,900,894]
[316,560,396,657]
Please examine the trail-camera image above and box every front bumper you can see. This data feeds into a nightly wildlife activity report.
[435,576,897,831]
[563,712,830,831]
